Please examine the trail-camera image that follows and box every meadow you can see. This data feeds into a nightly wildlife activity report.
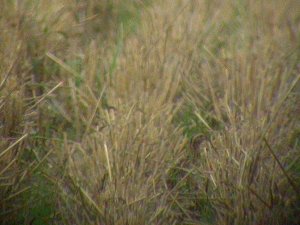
[0,0,299,224]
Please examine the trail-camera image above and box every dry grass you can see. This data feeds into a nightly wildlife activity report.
[0,0,299,224]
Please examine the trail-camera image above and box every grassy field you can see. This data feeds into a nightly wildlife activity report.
[0,0,300,224]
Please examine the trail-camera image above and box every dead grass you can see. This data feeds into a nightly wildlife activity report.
[0,0,299,224]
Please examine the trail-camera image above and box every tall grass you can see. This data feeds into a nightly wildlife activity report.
[0,0,299,224]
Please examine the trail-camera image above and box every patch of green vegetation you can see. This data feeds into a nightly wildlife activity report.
[66,59,84,87]
[109,25,124,80]
[117,2,141,35]
[174,103,221,140]
[166,166,216,224]
[15,171,58,225]
[171,101,222,223]
[193,195,215,224]
[174,105,207,139]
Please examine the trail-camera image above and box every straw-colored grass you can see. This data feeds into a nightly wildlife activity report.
[1,0,299,224]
